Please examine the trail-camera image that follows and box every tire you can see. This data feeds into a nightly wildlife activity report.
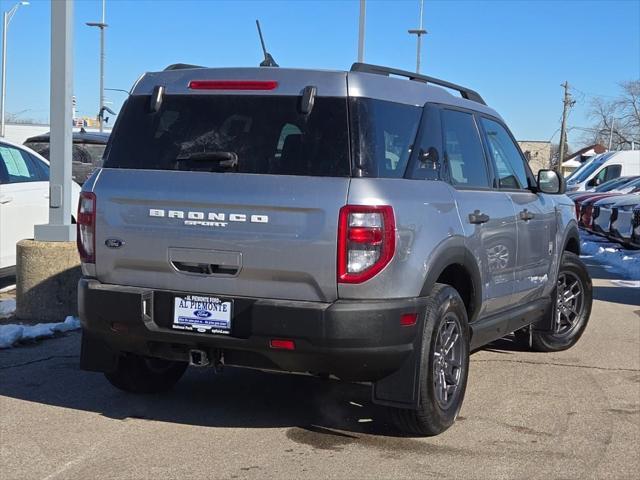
[105,353,188,394]
[389,283,470,436]
[515,251,592,352]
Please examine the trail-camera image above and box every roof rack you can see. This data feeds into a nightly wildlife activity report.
[164,63,205,71]
[350,63,486,105]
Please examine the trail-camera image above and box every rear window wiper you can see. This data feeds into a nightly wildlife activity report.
[174,151,238,171]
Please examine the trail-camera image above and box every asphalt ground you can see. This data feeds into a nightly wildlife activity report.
[1,259,638,480]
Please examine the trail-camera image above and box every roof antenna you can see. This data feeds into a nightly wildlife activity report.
[256,20,279,67]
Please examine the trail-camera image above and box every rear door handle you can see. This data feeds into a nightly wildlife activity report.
[468,210,490,224]
[0,195,13,205]
[519,209,535,221]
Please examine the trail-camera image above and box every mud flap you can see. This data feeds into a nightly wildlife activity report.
[80,330,119,373]
[372,331,424,409]
[532,286,557,333]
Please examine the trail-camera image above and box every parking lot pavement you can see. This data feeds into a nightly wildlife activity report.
[1,263,638,480]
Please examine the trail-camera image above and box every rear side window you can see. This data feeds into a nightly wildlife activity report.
[0,145,44,184]
[104,95,350,177]
[441,110,490,188]
[350,98,421,178]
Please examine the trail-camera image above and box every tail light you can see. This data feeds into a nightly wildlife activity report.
[77,192,96,263]
[337,205,395,283]
[188,80,278,90]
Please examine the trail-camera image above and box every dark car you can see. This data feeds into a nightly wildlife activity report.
[24,130,110,185]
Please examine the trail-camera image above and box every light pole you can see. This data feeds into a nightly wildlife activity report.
[1,1,29,137]
[408,0,427,73]
[86,0,107,132]
[358,0,366,63]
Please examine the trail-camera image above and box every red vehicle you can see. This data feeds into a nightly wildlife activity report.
[574,177,640,225]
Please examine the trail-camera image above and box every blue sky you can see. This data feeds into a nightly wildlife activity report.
[2,0,639,147]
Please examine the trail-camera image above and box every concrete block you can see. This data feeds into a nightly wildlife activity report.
[16,239,81,323]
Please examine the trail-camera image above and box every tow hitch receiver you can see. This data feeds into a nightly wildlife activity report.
[189,349,210,367]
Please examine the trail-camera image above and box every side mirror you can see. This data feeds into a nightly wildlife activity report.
[537,169,566,194]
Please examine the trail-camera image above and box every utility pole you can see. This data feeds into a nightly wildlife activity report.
[608,116,615,150]
[557,81,574,172]
[358,0,366,62]
[408,0,427,73]
[86,0,107,132]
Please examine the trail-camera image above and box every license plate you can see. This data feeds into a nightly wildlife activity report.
[172,295,233,335]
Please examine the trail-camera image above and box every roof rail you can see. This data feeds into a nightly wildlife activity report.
[164,63,205,71]
[350,63,486,105]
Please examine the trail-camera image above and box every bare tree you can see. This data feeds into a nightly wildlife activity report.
[583,80,640,150]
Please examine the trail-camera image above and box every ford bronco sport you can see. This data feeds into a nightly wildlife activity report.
[78,63,592,436]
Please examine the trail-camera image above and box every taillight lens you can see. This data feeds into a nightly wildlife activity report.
[77,192,96,263]
[337,205,396,283]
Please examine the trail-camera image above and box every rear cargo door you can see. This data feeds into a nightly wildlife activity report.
[93,170,348,302]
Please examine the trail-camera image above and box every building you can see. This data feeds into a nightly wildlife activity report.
[518,140,551,174]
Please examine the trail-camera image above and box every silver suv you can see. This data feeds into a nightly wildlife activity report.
[78,63,592,436]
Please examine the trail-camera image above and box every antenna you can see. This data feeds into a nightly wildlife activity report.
[256,20,279,67]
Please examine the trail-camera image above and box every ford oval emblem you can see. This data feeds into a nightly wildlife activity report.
[105,238,124,249]
[194,310,212,318]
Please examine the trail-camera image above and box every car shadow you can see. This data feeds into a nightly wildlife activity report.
[0,333,410,439]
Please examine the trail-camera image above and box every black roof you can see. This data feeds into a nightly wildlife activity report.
[25,130,110,145]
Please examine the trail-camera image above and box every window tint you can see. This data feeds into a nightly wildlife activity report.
[480,117,529,189]
[590,164,621,186]
[408,106,443,180]
[441,110,489,188]
[0,145,42,184]
[104,95,350,177]
[350,98,421,178]
[604,164,621,182]
[29,154,49,180]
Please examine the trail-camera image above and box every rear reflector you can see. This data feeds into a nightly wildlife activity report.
[400,313,418,327]
[188,80,278,91]
[269,339,295,350]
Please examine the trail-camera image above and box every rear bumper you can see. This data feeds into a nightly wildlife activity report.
[79,278,427,381]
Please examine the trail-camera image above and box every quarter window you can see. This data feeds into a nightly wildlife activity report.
[441,110,490,188]
[349,98,422,178]
[480,118,529,189]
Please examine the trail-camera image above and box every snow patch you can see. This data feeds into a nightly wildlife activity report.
[0,316,80,349]
[0,298,16,319]
[580,233,640,280]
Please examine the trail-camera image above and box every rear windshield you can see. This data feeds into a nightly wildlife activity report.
[104,95,350,177]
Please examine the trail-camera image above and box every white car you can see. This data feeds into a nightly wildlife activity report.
[0,139,81,277]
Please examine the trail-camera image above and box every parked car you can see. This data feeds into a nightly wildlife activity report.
[576,177,640,225]
[77,62,591,436]
[23,129,109,185]
[566,151,640,193]
[630,206,640,249]
[590,193,640,235]
[608,196,640,247]
[0,139,81,277]
[567,175,638,200]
